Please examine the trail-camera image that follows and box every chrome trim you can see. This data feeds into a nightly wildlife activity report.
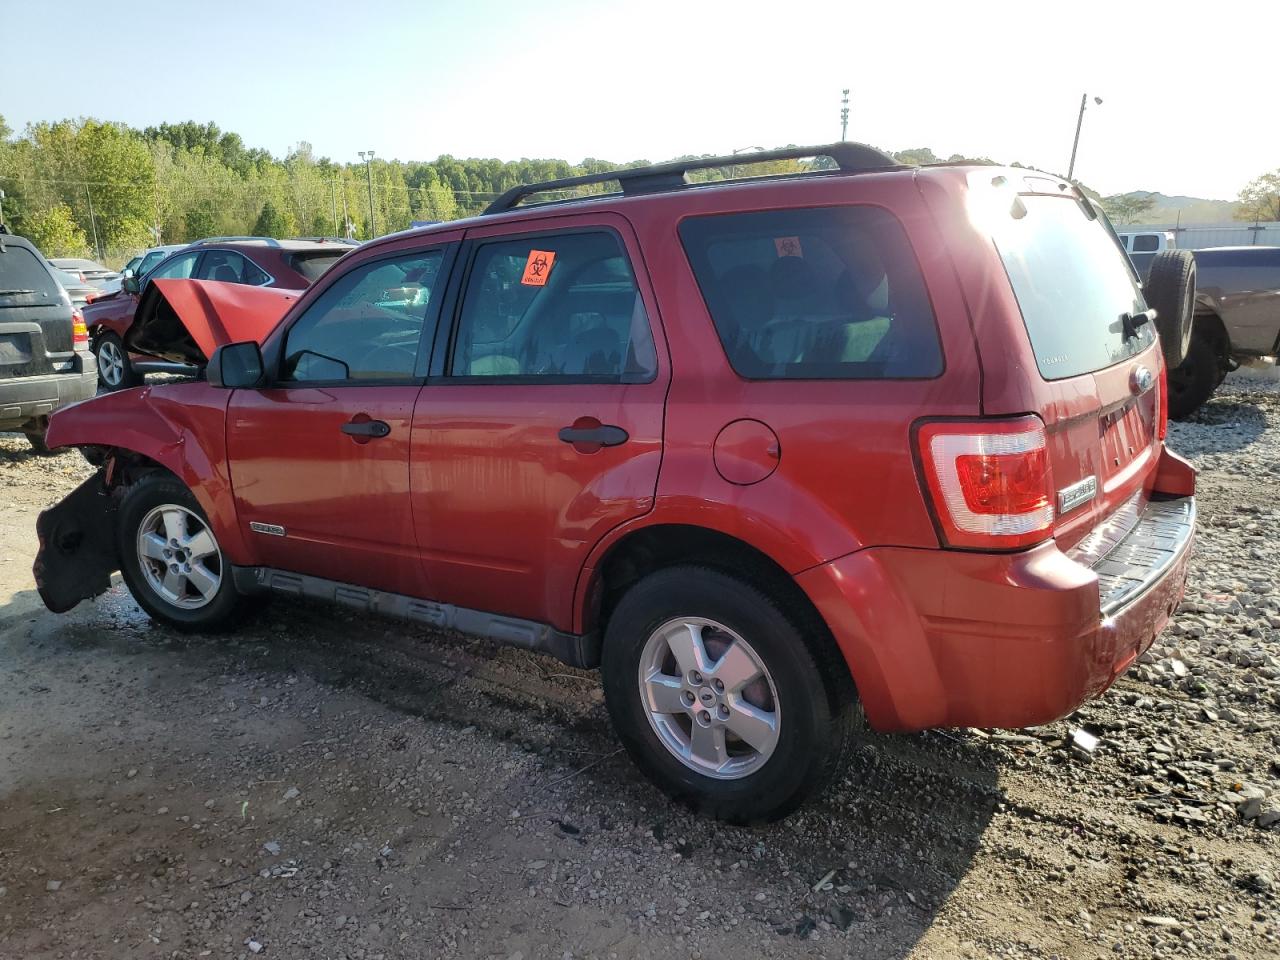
[1090,497,1196,617]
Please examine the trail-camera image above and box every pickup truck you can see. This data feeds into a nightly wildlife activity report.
[1164,246,1280,418]
[1119,231,1176,279]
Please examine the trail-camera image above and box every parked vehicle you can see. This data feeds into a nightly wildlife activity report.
[1118,230,1176,279]
[1156,246,1280,418]
[33,146,1198,820]
[49,257,120,287]
[95,245,191,295]
[0,233,97,451]
[83,238,351,390]
[54,268,100,309]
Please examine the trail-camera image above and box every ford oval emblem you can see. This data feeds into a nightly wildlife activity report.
[1130,365,1154,394]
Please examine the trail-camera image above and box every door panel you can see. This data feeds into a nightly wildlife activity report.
[227,386,423,595]
[410,215,668,630]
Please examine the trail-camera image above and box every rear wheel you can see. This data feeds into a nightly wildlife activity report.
[1167,330,1220,420]
[601,566,856,822]
[95,332,142,391]
[116,473,250,632]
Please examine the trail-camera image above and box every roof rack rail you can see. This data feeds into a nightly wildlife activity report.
[484,142,902,215]
[188,236,282,247]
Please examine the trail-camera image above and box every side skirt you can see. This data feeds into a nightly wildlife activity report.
[231,566,600,670]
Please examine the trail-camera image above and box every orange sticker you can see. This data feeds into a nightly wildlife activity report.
[521,249,556,286]
[774,236,803,258]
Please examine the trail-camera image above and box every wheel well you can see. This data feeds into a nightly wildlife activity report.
[1194,310,1230,364]
[591,524,856,703]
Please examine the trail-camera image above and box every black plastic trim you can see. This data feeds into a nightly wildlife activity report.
[231,566,600,669]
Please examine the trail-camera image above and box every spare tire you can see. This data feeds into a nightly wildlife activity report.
[1143,249,1196,369]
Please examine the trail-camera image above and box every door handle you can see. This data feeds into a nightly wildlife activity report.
[558,423,629,447]
[341,418,391,438]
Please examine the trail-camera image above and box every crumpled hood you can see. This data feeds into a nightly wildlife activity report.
[125,278,299,364]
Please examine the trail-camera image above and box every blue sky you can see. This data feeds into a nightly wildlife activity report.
[3,0,1277,200]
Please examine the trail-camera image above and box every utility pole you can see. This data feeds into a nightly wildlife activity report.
[84,184,102,260]
[840,89,850,142]
[326,179,336,237]
[358,150,376,238]
[1067,93,1102,181]
[0,188,6,229]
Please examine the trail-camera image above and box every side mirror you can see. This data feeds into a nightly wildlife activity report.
[121,272,140,295]
[207,341,265,389]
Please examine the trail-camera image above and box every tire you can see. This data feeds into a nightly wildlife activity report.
[95,332,142,391]
[22,424,52,455]
[600,566,856,822]
[1143,249,1196,370]
[1167,330,1219,420]
[116,472,249,632]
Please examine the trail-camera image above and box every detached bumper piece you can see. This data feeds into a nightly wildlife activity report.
[33,471,120,613]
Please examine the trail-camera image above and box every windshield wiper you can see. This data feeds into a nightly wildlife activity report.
[1120,308,1155,341]
[0,288,38,295]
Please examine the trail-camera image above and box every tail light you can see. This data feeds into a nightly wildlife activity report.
[1157,363,1169,441]
[72,309,89,347]
[916,416,1054,549]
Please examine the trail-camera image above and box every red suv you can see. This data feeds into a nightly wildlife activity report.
[83,237,353,390]
[34,145,1197,821]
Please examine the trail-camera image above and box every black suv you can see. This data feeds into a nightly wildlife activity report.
[0,232,97,451]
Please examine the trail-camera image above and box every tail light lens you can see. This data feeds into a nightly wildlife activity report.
[84,290,98,304]
[72,310,89,347]
[916,416,1054,549]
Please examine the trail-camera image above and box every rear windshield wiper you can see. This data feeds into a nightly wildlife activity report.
[1120,308,1154,341]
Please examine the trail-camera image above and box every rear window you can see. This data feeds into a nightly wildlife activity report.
[288,251,346,284]
[992,195,1153,380]
[1131,234,1159,253]
[678,206,943,379]
[0,245,63,307]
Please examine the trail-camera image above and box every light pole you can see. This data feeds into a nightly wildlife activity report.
[358,150,376,238]
[0,188,6,229]
[1067,94,1102,181]
[840,89,850,142]
[731,145,764,178]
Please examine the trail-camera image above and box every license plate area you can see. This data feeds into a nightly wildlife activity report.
[0,332,34,365]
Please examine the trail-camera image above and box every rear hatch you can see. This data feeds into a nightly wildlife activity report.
[0,240,74,379]
[974,177,1162,552]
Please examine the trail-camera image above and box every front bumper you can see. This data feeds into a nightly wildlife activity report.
[0,355,97,430]
[797,491,1196,733]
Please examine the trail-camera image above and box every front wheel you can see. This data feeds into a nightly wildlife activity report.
[601,566,856,822]
[95,332,142,390]
[116,473,250,632]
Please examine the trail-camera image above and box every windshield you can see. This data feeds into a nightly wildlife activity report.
[990,193,1154,380]
[0,244,63,307]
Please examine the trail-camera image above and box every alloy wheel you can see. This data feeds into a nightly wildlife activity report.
[97,339,125,387]
[637,617,780,780]
[136,504,223,610]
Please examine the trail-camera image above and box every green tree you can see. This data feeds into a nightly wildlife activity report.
[252,200,296,238]
[23,203,90,256]
[893,147,942,165]
[1235,169,1280,222]
[1102,193,1156,224]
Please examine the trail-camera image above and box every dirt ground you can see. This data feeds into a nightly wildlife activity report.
[2,373,1279,960]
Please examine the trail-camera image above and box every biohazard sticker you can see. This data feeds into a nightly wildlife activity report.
[774,236,803,258]
[521,250,556,286]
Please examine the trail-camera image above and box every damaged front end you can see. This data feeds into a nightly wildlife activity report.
[34,461,123,613]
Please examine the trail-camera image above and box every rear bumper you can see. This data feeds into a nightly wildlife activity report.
[798,487,1196,733]
[0,358,97,430]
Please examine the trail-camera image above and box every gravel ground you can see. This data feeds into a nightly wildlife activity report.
[0,369,1278,959]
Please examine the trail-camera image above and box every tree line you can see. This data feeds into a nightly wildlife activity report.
[1,116,1274,263]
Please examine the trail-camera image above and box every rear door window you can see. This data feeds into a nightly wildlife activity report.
[1131,234,1159,253]
[992,195,1153,380]
[678,206,942,379]
[448,231,657,382]
[0,245,62,307]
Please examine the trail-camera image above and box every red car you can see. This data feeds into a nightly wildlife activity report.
[34,145,1197,821]
[83,237,353,390]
